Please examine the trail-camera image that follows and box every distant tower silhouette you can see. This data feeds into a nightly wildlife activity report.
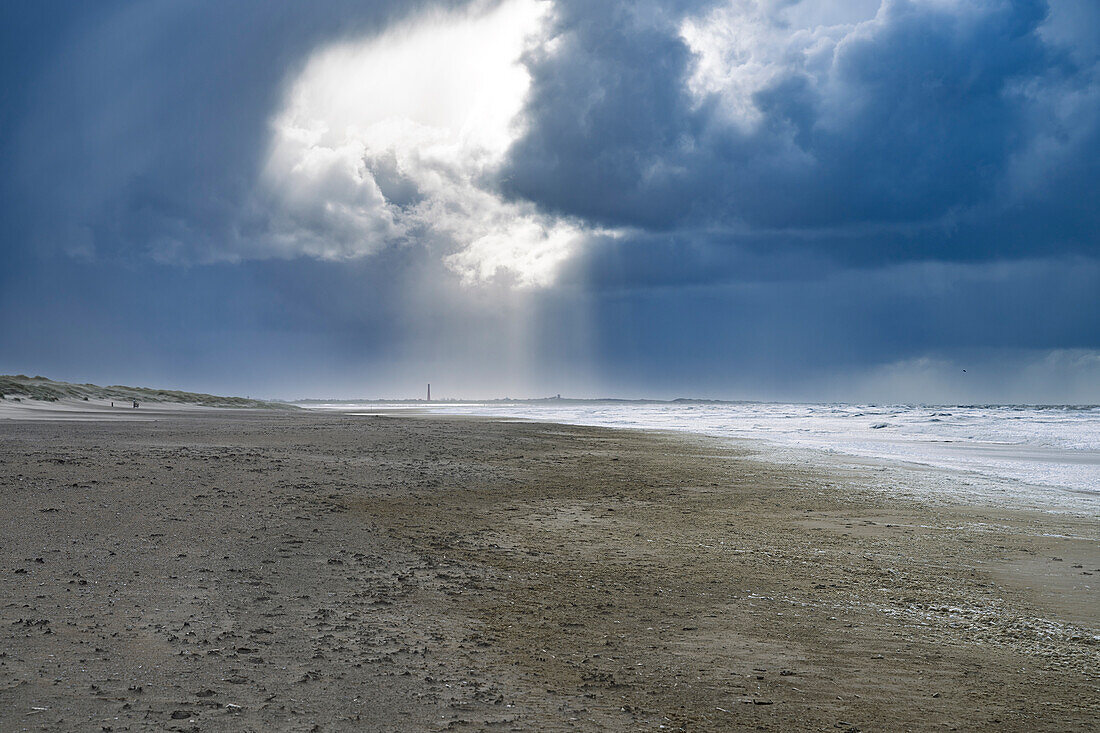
[427,383,431,401]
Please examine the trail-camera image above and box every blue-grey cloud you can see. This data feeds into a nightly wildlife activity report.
[3,0,459,261]
[503,0,1099,263]
[1,0,1098,401]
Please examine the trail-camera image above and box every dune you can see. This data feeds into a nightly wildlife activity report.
[0,374,295,420]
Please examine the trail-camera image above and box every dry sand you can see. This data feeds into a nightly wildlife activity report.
[0,408,1097,731]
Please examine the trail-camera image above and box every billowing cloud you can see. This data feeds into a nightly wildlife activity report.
[259,0,601,287]
[504,0,1100,259]
[1,0,1098,400]
[9,0,1098,280]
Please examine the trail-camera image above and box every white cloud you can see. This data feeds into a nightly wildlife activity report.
[679,0,879,130]
[260,0,599,287]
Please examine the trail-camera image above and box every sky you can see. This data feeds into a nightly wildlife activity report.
[1,0,1098,402]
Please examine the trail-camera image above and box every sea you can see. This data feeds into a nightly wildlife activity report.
[310,401,1100,511]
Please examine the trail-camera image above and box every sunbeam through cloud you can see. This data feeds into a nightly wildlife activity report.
[261,0,600,287]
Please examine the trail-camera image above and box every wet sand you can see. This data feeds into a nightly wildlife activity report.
[1,410,1097,731]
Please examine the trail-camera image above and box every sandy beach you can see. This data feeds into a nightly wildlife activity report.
[1,407,1097,731]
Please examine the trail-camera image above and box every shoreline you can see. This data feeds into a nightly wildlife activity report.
[1,410,1097,730]
[337,404,1100,516]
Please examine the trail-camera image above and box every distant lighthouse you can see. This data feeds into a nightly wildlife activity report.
[427,383,431,401]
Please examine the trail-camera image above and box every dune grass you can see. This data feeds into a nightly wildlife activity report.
[0,375,296,410]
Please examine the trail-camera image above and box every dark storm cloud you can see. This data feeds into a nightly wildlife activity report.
[1,0,1098,401]
[5,0,1097,270]
[499,1,705,229]
[503,0,1100,266]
